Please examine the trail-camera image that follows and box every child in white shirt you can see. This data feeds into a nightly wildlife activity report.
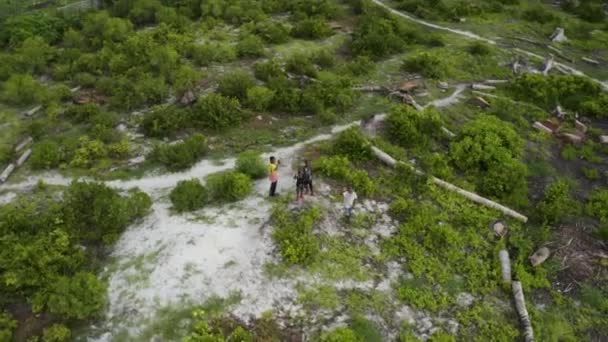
[343,186,357,220]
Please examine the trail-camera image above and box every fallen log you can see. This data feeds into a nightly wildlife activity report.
[582,57,600,66]
[370,146,529,222]
[15,136,33,153]
[499,250,512,284]
[547,46,574,63]
[0,164,15,183]
[16,148,32,167]
[512,281,534,342]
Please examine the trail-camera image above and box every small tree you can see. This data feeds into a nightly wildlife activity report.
[217,70,255,101]
[206,171,252,202]
[153,133,208,170]
[31,141,63,170]
[235,151,267,179]
[292,17,333,40]
[246,86,275,111]
[191,94,242,131]
[386,105,444,148]
[536,179,580,224]
[401,52,449,79]
[237,34,265,58]
[170,179,208,212]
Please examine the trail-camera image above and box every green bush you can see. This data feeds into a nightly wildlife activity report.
[153,133,208,171]
[63,181,151,243]
[190,42,237,66]
[340,56,375,76]
[142,105,187,138]
[292,16,333,39]
[31,140,63,170]
[536,179,580,224]
[191,94,242,131]
[522,6,558,24]
[42,324,71,342]
[315,156,374,196]
[64,103,102,123]
[1,73,47,105]
[286,52,318,77]
[320,327,362,342]
[235,151,267,179]
[206,171,252,202]
[561,145,577,161]
[583,167,600,180]
[237,34,265,57]
[272,205,321,266]
[397,279,450,312]
[253,59,284,81]
[331,127,372,161]
[386,105,444,148]
[0,145,14,165]
[217,70,256,101]
[266,76,301,113]
[467,41,492,56]
[401,52,449,79]
[170,179,208,212]
[312,48,336,68]
[587,189,608,223]
[246,86,275,111]
[0,312,16,342]
[45,272,106,319]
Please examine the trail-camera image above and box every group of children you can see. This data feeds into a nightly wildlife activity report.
[267,156,358,220]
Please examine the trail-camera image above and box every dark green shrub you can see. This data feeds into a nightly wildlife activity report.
[272,205,321,266]
[331,127,372,161]
[237,34,265,57]
[46,272,106,319]
[64,104,101,123]
[190,42,237,66]
[386,105,444,148]
[246,86,275,111]
[170,179,208,212]
[350,11,406,59]
[31,140,63,170]
[191,94,242,131]
[0,312,16,342]
[401,52,449,79]
[536,179,580,224]
[286,53,318,77]
[292,17,333,39]
[0,73,47,105]
[340,56,375,76]
[522,6,558,24]
[583,167,600,180]
[319,327,361,342]
[587,189,608,223]
[248,20,290,44]
[235,151,267,179]
[253,59,284,81]
[217,70,255,101]
[0,145,14,165]
[467,41,492,56]
[153,133,208,171]
[267,76,301,113]
[142,106,187,138]
[206,171,252,202]
[315,156,374,196]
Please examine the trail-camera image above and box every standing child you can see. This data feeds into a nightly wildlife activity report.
[294,167,305,202]
[268,156,280,197]
[303,160,313,195]
[343,186,357,221]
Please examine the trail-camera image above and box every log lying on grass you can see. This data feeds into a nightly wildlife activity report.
[370,146,529,222]
[512,281,534,342]
[499,250,512,284]
[0,164,15,184]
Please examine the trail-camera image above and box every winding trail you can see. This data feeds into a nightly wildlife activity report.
[370,0,608,91]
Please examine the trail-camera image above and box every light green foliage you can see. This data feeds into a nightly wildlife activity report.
[69,136,107,169]
[396,278,451,312]
[301,73,356,114]
[561,144,577,161]
[31,140,64,170]
[331,127,372,161]
[245,20,290,44]
[320,327,362,342]
[235,151,266,179]
[63,181,151,243]
[205,171,252,202]
[450,115,527,200]
[467,41,492,56]
[64,104,101,124]
[456,303,520,341]
[292,17,333,39]
[190,42,237,66]
[315,156,375,196]
[191,94,242,131]
[218,70,256,101]
[253,59,284,81]
[0,12,64,48]
[401,52,449,79]
[298,285,341,311]
[586,189,608,223]
[142,106,187,138]
[340,56,375,76]
[311,237,373,281]
[536,179,580,224]
[429,332,455,342]
[509,74,608,117]
[246,86,275,111]
[15,36,54,74]
[350,316,383,342]
[0,312,16,342]
[286,52,318,78]
[271,205,322,265]
[44,272,107,319]
[108,138,131,159]
[173,64,201,97]
[1,73,47,105]
[42,324,71,342]
[386,105,444,148]
[583,167,600,180]
[184,310,253,342]
[153,134,208,170]
[170,179,208,212]
[237,34,265,57]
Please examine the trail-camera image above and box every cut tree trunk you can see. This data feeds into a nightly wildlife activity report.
[530,247,551,267]
[0,164,15,183]
[512,281,534,342]
[16,149,32,167]
[370,146,529,222]
[499,250,512,284]
[15,136,33,153]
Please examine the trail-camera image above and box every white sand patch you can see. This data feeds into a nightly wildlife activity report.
[0,192,16,205]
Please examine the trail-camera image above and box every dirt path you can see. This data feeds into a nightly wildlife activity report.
[370,0,608,91]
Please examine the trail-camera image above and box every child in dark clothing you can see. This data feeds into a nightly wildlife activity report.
[294,167,305,202]
[303,160,313,195]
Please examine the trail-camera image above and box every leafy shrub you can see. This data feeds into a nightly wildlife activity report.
[254,59,284,81]
[397,279,450,312]
[31,140,63,170]
[292,17,333,39]
[522,6,558,24]
[206,171,252,202]
[172,64,201,97]
[45,272,106,319]
[246,86,275,111]
[190,42,237,66]
[331,127,372,161]
[1,73,47,105]
[389,197,415,222]
[583,167,600,180]
[0,312,16,342]
[587,189,608,223]
[266,76,301,113]
[561,145,577,161]
[170,179,208,212]
[237,34,265,57]
[64,103,101,123]
[63,181,151,243]
[217,70,255,101]
[450,115,527,200]
[300,74,355,113]
[153,133,208,171]
[42,324,71,342]
[286,52,318,77]
[351,11,406,59]
[386,105,444,148]
[319,327,362,342]
[235,151,267,179]
[69,136,107,169]
[536,179,580,224]
[401,52,449,79]
[246,20,290,44]
[312,48,336,68]
[315,156,374,196]
[184,310,253,342]
[340,56,375,76]
[142,106,187,138]
[272,205,321,266]
[467,41,492,56]
[191,94,242,131]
